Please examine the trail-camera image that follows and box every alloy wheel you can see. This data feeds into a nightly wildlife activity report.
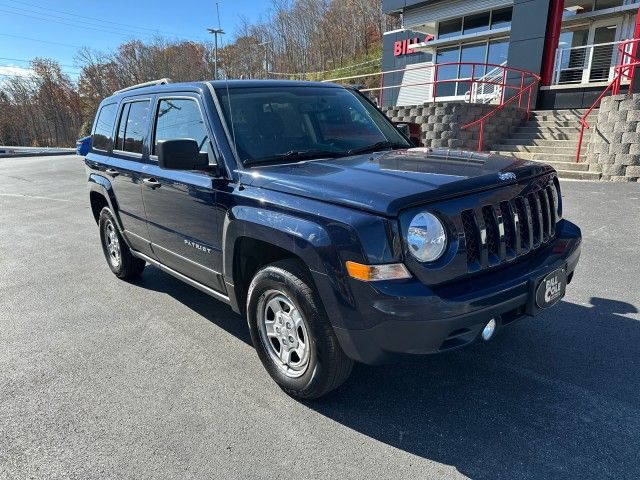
[104,220,121,268]
[258,290,311,378]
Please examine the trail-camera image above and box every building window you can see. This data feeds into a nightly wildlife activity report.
[435,46,460,96]
[594,0,624,10]
[437,7,513,40]
[435,38,509,98]
[491,7,512,30]
[464,12,491,35]
[438,18,463,39]
[487,39,509,68]
[563,0,623,15]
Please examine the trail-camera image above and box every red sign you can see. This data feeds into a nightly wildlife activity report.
[393,35,434,57]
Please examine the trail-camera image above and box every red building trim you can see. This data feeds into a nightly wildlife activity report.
[540,0,565,86]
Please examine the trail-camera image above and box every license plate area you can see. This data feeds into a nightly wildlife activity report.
[535,267,567,309]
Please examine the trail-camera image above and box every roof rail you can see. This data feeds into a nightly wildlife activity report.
[113,78,172,95]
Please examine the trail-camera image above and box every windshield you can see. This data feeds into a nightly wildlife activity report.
[215,85,411,166]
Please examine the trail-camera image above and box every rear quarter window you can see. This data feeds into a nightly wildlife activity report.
[92,103,118,151]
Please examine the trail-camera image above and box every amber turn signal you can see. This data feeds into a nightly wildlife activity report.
[345,261,412,281]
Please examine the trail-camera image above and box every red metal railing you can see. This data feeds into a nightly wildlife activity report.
[459,67,540,151]
[325,62,540,151]
[575,38,640,162]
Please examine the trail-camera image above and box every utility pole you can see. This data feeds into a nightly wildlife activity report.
[207,28,225,80]
[259,41,271,79]
[207,2,225,80]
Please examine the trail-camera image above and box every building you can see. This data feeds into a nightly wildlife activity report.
[381,0,640,109]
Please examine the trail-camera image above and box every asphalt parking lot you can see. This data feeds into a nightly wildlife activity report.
[1,155,639,480]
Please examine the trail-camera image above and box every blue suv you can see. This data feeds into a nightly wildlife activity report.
[84,79,581,399]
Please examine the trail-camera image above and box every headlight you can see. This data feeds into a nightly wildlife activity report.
[407,211,447,262]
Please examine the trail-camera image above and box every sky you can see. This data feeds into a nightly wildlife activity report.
[0,0,271,80]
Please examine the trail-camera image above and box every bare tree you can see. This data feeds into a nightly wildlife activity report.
[0,0,398,147]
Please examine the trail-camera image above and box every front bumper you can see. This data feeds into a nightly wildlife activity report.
[333,219,582,365]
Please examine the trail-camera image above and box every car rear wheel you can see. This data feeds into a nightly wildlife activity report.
[98,207,145,279]
[246,259,353,399]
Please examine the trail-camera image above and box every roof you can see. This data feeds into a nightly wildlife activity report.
[105,79,343,101]
[209,79,340,89]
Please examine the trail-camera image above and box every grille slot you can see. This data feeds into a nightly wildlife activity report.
[545,185,556,236]
[500,201,517,256]
[538,189,551,241]
[460,177,557,272]
[461,210,480,265]
[515,197,531,252]
[482,206,500,262]
[529,193,542,247]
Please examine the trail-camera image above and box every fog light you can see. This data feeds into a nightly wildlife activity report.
[481,318,497,341]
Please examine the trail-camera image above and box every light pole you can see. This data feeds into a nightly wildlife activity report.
[207,28,225,80]
[259,41,271,79]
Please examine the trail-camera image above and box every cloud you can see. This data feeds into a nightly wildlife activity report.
[0,65,34,78]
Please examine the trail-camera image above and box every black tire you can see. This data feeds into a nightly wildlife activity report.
[98,207,145,279]
[246,259,353,399]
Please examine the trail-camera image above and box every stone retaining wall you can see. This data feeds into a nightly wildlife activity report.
[585,93,640,182]
[383,102,527,151]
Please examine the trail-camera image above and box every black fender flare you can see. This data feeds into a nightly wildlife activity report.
[87,173,132,248]
[222,206,353,325]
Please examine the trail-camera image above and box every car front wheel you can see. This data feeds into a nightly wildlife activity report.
[246,259,353,399]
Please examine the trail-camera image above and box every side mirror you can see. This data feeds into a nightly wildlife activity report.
[394,122,422,147]
[157,139,209,171]
[395,123,411,137]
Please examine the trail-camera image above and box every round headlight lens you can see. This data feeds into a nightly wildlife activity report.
[407,212,447,262]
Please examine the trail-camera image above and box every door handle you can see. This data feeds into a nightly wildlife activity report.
[142,178,161,189]
[105,168,119,177]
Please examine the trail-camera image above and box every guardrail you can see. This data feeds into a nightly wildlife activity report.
[0,146,76,158]
[575,38,640,162]
[325,62,540,151]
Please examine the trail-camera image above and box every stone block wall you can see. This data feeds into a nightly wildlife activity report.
[585,93,640,182]
[383,102,527,151]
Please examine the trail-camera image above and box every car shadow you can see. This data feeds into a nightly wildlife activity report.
[130,265,252,346]
[304,297,640,479]
[129,268,640,478]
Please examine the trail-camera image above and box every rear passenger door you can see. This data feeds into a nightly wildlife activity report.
[140,94,226,293]
[94,97,154,257]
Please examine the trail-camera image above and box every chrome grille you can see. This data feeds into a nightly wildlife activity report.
[461,179,558,271]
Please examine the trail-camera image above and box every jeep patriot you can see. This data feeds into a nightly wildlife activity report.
[84,79,582,399]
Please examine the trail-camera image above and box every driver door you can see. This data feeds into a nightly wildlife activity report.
[140,94,226,293]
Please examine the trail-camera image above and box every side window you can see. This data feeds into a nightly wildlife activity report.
[121,101,150,155]
[115,103,130,151]
[92,103,117,151]
[154,99,209,154]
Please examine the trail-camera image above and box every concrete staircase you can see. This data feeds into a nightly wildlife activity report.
[490,109,601,180]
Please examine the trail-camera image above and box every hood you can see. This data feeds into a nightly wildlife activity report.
[239,148,554,216]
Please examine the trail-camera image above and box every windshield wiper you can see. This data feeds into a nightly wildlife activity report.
[246,149,343,165]
[347,141,408,156]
